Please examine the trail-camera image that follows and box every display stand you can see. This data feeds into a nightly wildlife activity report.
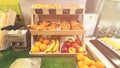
[29,1,86,56]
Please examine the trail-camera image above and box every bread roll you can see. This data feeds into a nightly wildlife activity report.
[61,20,70,30]
[46,23,59,30]
[70,20,83,30]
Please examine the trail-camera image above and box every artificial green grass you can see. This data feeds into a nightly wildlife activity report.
[0,48,76,68]
[41,57,76,68]
[0,48,30,68]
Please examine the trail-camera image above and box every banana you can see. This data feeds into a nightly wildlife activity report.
[44,39,56,53]
[52,39,59,53]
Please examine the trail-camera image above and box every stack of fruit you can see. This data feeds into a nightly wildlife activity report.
[76,54,105,68]
[31,36,60,53]
[61,38,85,53]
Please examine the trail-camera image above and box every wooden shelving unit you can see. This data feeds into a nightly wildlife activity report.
[29,1,86,56]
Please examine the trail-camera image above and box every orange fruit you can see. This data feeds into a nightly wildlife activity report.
[43,39,50,45]
[95,61,105,68]
[39,43,47,51]
[31,46,40,53]
[90,65,97,68]
[80,64,89,68]
[83,56,91,66]
[78,61,83,68]
[39,37,44,43]
[89,60,95,66]
[77,53,84,61]
[35,41,42,47]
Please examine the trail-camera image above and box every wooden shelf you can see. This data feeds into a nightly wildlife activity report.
[30,2,86,56]
[29,52,87,56]
[30,30,85,35]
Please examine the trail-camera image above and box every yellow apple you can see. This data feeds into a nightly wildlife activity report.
[68,46,76,53]
[78,47,84,53]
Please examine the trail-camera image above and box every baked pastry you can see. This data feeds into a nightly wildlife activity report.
[46,23,59,30]
[70,20,83,30]
[27,24,39,30]
[61,20,70,30]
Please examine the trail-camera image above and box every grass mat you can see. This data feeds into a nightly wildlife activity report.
[0,48,76,68]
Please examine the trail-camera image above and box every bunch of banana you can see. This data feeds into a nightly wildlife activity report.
[52,39,59,53]
[44,39,60,53]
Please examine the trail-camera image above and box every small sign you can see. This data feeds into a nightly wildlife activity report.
[75,9,83,14]
[63,9,70,14]
[49,9,56,14]
[35,9,43,14]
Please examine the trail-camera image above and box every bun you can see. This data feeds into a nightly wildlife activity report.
[70,20,83,30]
[61,20,70,30]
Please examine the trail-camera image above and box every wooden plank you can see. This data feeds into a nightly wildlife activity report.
[30,30,85,35]
[29,51,87,56]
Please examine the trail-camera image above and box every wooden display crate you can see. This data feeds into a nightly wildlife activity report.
[29,35,87,56]
[29,14,85,35]
[29,3,86,56]
[30,30,85,35]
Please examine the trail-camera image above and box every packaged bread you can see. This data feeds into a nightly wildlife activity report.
[70,20,83,30]
[0,11,7,28]
[0,11,7,48]
[61,20,70,30]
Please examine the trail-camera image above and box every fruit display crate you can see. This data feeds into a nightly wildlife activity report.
[29,35,87,56]
[31,4,85,15]
[30,14,84,26]
[29,3,86,56]
[28,14,85,35]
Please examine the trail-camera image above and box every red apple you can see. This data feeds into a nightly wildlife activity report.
[63,41,71,47]
[68,46,76,53]
[71,42,79,47]
[75,38,81,45]
[61,46,68,53]
[73,44,80,49]
[77,47,84,53]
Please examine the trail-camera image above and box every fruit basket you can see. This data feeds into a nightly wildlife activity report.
[29,35,87,56]
[75,53,105,68]
[31,4,85,15]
